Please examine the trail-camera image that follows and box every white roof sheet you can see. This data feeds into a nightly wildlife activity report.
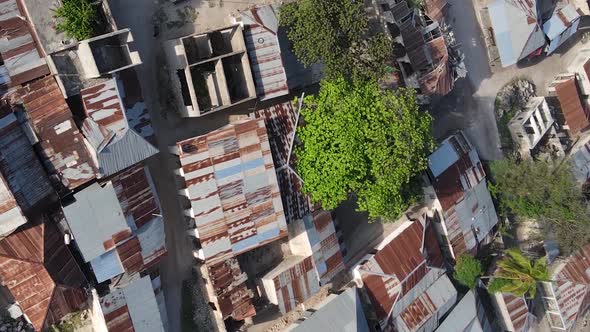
[428,138,459,177]
[543,4,580,40]
[488,0,544,67]
[124,276,165,332]
[90,249,125,283]
[64,182,129,262]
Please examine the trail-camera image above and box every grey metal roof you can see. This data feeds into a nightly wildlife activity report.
[95,129,159,177]
[290,288,369,332]
[436,290,493,332]
[63,182,129,262]
[124,276,165,332]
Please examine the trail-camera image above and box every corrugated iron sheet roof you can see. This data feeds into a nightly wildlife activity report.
[19,76,97,191]
[488,0,545,67]
[81,79,158,177]
[419,37,454,96]
[263,255,320,314]
[555,75,590,136]
[115,69,156,143]
[428,134,497,257]
[424,0,448,22]
[100,276,164,332]
[543,4,580,41]
[0,217,87,331]
[207,257,256,320]
[361,220,427,321]
[63,182,130,263]
[177,118,287,265]
[0,106,53,211]
[290,288,370,332]
[0,0,49,86]
[241,5,289,101]
[0,171,26,237]
[437,290,493,332]
[253,101,313,223]
[308,210,344,284]
[502,293,530,332]
[392,273,456,332]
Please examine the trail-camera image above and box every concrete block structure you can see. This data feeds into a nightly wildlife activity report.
[508,97,555,152]
[165,25,256,117]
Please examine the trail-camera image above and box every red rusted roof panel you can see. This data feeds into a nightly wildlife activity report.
[19,76,97,191]
[556,76,590,136]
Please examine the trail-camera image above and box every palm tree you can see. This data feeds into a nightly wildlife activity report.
[487,248,550,298]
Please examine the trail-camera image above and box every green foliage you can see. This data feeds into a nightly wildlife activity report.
[49,311,85,332]
[279,0,392,80]
[487,248,549,298]
[295,77,433,219]
[489,158,590,253]
[453,254,483,289]
[54,0,98,41]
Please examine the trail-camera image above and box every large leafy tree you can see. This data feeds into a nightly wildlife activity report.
[489,159,590,253]
[295,77,433,219]
[453,254,483,289]
[487,248,549,298]
[279,0,392,80]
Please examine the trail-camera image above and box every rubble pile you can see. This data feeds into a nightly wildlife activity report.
[495,79,536,118]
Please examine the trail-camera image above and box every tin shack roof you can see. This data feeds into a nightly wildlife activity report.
[63,171,165,282]
[437,290,495,332]
[0,172,26,237]
[100,276,164,332]
[0,106,53,212]
[419,36,454,96]
[0,217,88,331]
[261,255,320,314]
[207,257,256,320]
[543,4,580,41]
[81,79,158,177]
[253,101,313,223]
[289,287,370,332]
[428,133,497,257]
[555,75,590,136]
[176,118,287,264]
[0,0,50,86]
[304,210,345,284]
[360,220,428,321]
[487,0,545,67]
[241,5,289,101]
[115,69,156,143]
[19,76,97,191]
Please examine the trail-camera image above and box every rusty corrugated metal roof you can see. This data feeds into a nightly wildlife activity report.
[502,293,530,332]
[0,171,26,236]
[253,101,313,223]
[0,0,49,86]
[555,75,590,136]
[207,257,256,320]
[19,76,97,192]
[310,210,344,284]
[360,220,427,321]
[263,255,319,314]
[428,133,496,258]
[0,106,53,212]
[115,69,156,144]
[100,276,164,332]
[0,217,88,331]
[419,37,454,96]
[241,5,289,101]
[177,118,287,265]
[81,79,158,177]
[424,0,448,22]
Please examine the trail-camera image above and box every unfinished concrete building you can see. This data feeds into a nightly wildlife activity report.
[165,25,256,117]
[508,97,555,154]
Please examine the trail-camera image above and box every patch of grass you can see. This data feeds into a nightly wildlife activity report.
[181,280,197,332]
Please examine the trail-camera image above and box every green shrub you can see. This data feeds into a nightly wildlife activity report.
[54,0,98,40]
[453,254,483,289]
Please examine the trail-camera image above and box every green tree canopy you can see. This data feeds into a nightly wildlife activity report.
[489,158,590,253]
[487,248,549,298]
[295,77,433,219]
[453,254,483,289]
[279,0,392,80]
[54,0,98,41]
